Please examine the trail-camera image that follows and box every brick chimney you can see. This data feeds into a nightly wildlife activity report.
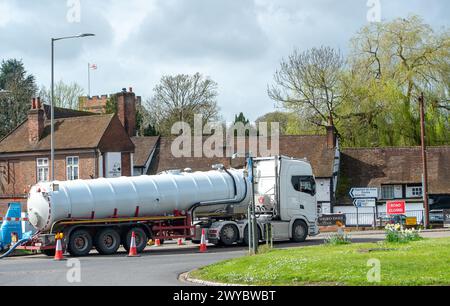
[28,97,44,145]
[116,87,136,137]
[326,116,337,149]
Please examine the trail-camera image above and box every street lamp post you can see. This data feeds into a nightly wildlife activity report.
[50,33,95,181]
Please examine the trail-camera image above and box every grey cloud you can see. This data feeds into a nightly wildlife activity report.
[126,0,269,61]
[0,0,113,60]
[0,0,448,122]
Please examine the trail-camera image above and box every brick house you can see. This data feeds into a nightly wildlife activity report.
[147,130,340,214]
[131,136,160,176]
[334,146,450,222]
[0,89,138,214]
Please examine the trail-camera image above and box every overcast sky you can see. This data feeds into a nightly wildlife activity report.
[0,0,448,121]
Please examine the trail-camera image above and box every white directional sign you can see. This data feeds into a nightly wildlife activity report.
[349,188,378,199]
[353,198,376,208]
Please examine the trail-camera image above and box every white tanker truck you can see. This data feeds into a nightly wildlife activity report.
[18,156,318,257]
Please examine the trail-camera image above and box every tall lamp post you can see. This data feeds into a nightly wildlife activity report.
[51,33,95,181]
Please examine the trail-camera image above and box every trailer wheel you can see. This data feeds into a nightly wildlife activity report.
[68,229,93,257]
[243,225,261,246]
[291,220,308,242]
[95,228,121,255]
[123,227,147,253]
[219,224,238,246]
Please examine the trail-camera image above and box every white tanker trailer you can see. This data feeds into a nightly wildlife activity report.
[19,156,318,257]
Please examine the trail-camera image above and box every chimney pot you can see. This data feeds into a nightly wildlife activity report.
[28,97,45,144]
[326,124,337,149]
[129,87,133,93]
[117,89,136,137]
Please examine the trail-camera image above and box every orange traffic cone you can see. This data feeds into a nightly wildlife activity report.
[54,234,65,261]
[155,238,161,247]
[127,231,140,257]
[177,238,184,246]
[199,229,207,253]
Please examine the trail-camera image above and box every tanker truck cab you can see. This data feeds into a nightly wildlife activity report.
[206,156,319,245]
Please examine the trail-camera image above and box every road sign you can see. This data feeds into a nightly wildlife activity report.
[353,198,376,208]
[406,217,417,226]
[386,200,406,215]
[444,210,450,228]
[318,214,346,226]
[349,188,378,199]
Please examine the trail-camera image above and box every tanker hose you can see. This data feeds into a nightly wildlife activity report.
[0,238,31,259]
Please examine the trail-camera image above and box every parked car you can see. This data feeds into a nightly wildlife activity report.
[429,197,450,225]
[429,210,444,224]
[388,214,407,225]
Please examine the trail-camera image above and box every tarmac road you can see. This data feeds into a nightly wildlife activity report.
[0,230,449,286]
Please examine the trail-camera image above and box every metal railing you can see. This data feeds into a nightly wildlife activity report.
[343,210,424,227]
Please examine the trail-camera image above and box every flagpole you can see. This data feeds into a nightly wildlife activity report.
[87,62,91,97]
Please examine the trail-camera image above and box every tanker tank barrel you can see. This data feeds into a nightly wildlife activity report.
[27,169,250,232]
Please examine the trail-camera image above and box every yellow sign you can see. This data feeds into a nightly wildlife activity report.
[406,217,417,226]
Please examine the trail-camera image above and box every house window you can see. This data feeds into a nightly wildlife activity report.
[411,187,422,197]
[36,158,49,182]
[381,185,394,199]
[66,156,79,180]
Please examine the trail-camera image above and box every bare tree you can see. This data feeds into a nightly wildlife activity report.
[146,73,220,136]
[268,46,344,127]
[39,80,85,110]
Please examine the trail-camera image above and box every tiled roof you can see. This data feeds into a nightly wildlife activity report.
[337,146,450,203]
[149,135,336,177]
[0,114,116,153]
[131,136,160,167]
[43,104,94,119]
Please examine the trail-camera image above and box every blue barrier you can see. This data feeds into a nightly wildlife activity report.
[0,202,23,250]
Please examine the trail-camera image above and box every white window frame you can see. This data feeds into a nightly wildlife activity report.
[411,186,423,197]
[381,185,395,200]
[36,158,49,182]
[66,156,80,180]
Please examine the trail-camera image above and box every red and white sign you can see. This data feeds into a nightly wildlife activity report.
[386,200,406,215]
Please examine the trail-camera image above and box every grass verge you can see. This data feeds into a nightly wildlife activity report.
[190,237,450,286]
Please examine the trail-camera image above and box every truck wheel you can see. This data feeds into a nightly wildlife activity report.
[291,220,308,242]
[68,229,93,257]
[243,225,261,246]
[219,224,238,246]
[123,228,147,253]
[95,228,121,255]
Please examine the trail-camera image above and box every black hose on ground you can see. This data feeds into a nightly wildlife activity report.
[0,238,31,259]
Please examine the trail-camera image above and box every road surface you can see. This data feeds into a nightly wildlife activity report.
[1,230,449,286]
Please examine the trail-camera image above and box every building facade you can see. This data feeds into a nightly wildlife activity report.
[0,90,138,215]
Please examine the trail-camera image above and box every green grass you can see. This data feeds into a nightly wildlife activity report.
[190,238,450,286]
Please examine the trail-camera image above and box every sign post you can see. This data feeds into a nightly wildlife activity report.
[349,188,378,199]
[350,188,378,228]
[353,198,376,208]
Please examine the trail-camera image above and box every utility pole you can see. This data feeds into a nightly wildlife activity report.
[247,155,258,255]
[419,93,430,228]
